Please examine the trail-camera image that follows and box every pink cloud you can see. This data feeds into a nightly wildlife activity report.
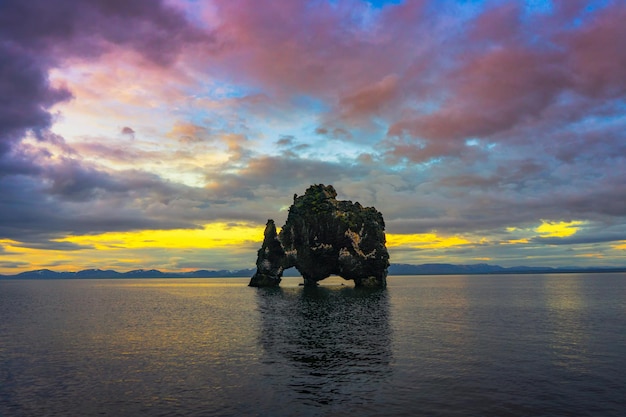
[562,2,626,97]
[205,0,431,100]
[382,1,626,162]
[338,74,400,120]
[468,2,522,43]
[388,140,461,164]
[390,46,567,141]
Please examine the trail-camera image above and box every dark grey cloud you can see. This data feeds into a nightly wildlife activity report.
[14,241,95,251]
[121,126,135,138]
[376,145,626,237]
[0,0,209,64]
[0,156,220,244]
[44,158,131,202]
[532,235,625,246]
[314,126,353,140]
[0,261,30,270]
[276,135,295,147]
[0,42,72,155]
[206,154,369,199]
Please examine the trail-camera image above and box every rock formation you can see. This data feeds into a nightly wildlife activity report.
[249,184,389,288]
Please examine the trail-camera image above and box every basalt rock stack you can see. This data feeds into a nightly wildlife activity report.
[249,184,389,288]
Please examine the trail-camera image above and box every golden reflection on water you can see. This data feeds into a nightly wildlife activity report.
[96,278,250,289]
[67,278,264,399]
[544,275,585,311]
[543,275,589,370]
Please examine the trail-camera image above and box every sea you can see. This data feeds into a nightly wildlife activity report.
[1,273,625,417]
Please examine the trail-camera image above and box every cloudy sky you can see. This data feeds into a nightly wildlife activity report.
[1,0,625,273]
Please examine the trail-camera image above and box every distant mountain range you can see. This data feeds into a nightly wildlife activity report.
[388,263,626,275]
[0,268,256,280]
[1,263,625,279]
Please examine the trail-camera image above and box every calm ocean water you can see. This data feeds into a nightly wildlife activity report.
[1,274,625,417]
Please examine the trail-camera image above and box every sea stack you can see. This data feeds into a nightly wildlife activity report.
[249,184,389,288]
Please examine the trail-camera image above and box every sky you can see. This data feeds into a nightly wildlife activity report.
[1,0,626,273]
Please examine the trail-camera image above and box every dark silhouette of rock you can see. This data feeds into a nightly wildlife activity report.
[249,184,389,288]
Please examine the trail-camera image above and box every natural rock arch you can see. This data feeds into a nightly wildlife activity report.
[249,184,389,288]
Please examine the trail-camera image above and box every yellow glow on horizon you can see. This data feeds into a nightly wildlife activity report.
[62,222,262,249]
[386,233,471,248]
[575,253,604,259]
[502,238,530,245]
[0,239,79,272]
[535,220,583,238]
[613,241,626,250]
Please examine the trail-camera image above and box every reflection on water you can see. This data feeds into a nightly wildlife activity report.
[544,275,589,370]
[0,279,264,417]
[255,286,392,409]
[1,275,624,417]
[542,274,625,381]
